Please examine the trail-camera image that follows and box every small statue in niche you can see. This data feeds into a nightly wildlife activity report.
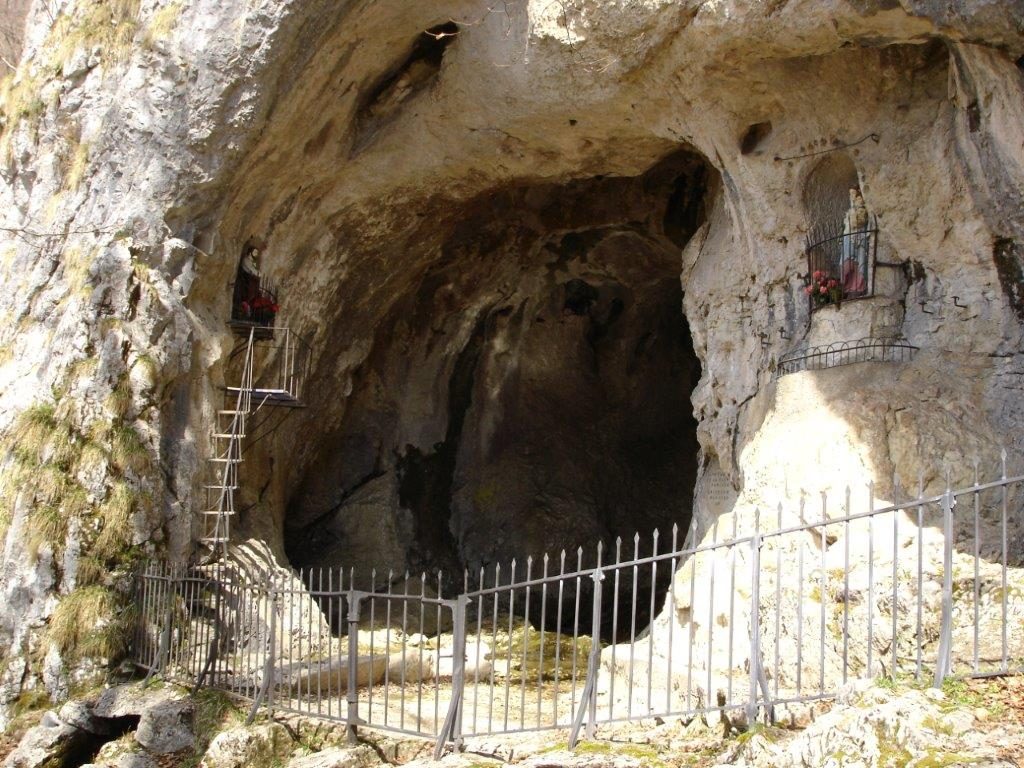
[233,247,278,325]
[841,187,869,295]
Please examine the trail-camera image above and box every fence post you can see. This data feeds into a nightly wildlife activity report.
[143,564,174,686]
[193,562,223,694]
[433,596,468,761]
[346,590,363,745]
[933,490,955,688]
[246,578,278,725]
[569,565,604,749]
[747,522,761,725]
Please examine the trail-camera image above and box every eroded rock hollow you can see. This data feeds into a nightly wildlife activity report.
[1,0,1024,729]
[278,154,707,584]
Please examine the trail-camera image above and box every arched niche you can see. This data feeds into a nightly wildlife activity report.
[802,152,860,240]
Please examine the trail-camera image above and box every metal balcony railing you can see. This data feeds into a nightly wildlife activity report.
[776,337,919,378]
[805,216,878,310]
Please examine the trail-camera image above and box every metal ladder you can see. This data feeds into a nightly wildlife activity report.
[199,329,257,559]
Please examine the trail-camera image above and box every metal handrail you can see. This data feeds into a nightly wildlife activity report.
[137,457,1023,755]
[776,336,918,378]
[805,224,878,251]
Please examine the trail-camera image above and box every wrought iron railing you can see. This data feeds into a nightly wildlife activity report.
[231,274,279,328]
[805,217,877,310]
[134,458,1024,756]
[776,337,919,378]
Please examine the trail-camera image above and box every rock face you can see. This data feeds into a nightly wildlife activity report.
[0,0,1022,718]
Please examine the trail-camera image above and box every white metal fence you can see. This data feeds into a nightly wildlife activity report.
[133,458,1024,757]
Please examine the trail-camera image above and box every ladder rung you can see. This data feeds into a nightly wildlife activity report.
[209,457,243,463]
[200,510,235,516]
[211,433,239,439]
[219,410,248,415]
[203,484,238,490]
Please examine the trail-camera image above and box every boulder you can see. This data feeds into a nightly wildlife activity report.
[133,698,194,755]
[2,710,94,768]
[199,723,290,768]
[285,746,378,768]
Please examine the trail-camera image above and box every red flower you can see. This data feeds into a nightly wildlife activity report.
[804,286,813,295]
[813,270,824,280]
[827,279,838,288]
[819,286,827,294]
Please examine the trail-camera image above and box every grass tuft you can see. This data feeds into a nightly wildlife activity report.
[108,422,151,474]
[27,503,69,562]
[93,480,134,559]
[60,140,90,192]
[106,380,133,420]
[46,0,143,72]
[142,2,182,49]
[46,585,132,661]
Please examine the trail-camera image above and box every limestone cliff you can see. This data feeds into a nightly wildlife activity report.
[0,0,1022,724]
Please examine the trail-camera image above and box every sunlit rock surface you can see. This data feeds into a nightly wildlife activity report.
[0,0,1022,725]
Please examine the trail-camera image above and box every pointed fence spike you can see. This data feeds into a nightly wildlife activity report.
[653,528,660,541]
[672,522,679,535]
[634,531,641,543]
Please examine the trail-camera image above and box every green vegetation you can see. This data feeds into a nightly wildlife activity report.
[734,722,787,746]
[1,688,51,748]
[573,740,669,768]
[488,620,595,685]
[0,376,154,661]
[913,750,980,768]
[874,722,913,767]
[47,584,135,661]
[179,689,247,768]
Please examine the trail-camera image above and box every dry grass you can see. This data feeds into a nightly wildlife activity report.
[106,380,133,421]
[142,2,182,49]
[60,140,90,192]
[46,0,143,72]
[107,422,151,474]
[46,585,132,661]
[27,503,70,562]
[93,480,133,559]
[8,404,58,467]
[1,400,149,573]
[61,246,95,296]
[78,441,109,477]
[76,554,108,588]
[0,72,45,129]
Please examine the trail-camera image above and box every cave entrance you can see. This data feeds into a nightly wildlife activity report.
[283,149,711,640]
